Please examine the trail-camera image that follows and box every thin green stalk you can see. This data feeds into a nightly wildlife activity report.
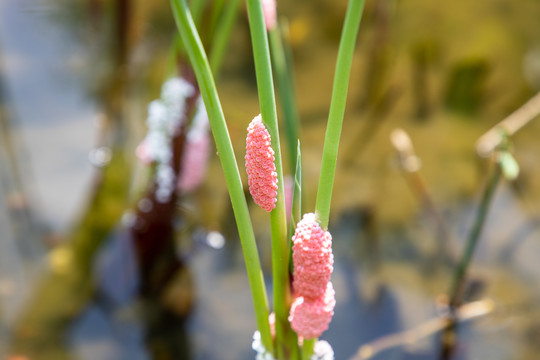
[441,162,501,360]
[245,0,294,358]
[209,0,243,74]
[448,164,501,307]
[287,144,301,354]
[301,338,316,360]
[290,141,302,238]
[269,25,300,173]
[189,0,208,27]
[315,0,366,229]
[306,1,365,358]
[208,0,227,38]
[170,0,274,354]
[166,33,184,76]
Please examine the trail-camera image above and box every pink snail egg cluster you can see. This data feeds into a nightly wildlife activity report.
[289,213,335,339]
[245,115,278,212]
[262,0,277,31]
[178,133,210,193]
[292,213,334,300]
[178,97,210,193]
[289,282,336,339]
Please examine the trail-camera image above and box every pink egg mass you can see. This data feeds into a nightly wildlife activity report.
[245,115,278,212]
[289,282,336,339]
[292,213,334,300]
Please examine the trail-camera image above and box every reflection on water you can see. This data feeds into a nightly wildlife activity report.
[1,0,540,359]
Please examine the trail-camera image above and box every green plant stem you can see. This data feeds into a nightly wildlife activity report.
[209,0,242,74]
[170,0,274,354]
[189,0,207,27]
[208,0,226,39]
[441,162,501,360]
[269,25,300,173]
[166,33,184,76]
[315,0,366,230]
[290,141,303,237]
[287,144,302,355]
[307,1,365,358]
[302,338,316,360]
[448,164,501,307]
[245,0,295,358]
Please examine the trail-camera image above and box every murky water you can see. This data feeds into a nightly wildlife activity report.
[1,0,540,359]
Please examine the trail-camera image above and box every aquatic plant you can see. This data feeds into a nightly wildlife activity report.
[171,0,365,358]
